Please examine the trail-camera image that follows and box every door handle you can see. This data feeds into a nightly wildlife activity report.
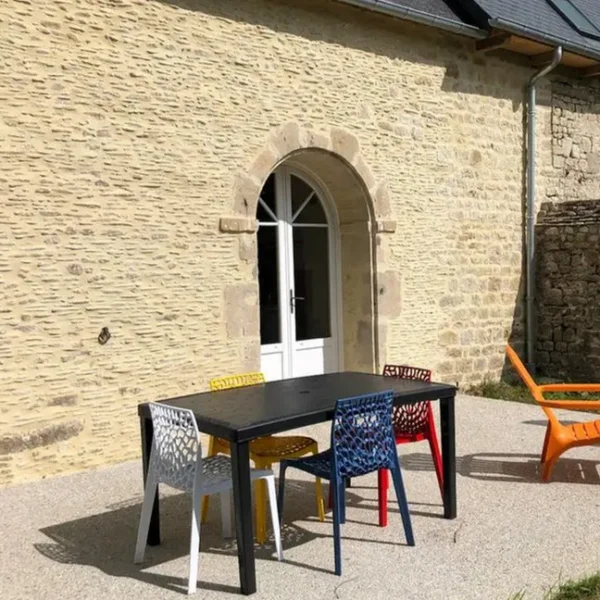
[289,290,305,314]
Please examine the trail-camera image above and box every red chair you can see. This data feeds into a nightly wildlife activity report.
[378,364,443,526]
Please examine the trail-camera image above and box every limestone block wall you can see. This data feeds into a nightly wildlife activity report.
[536,200,600,380]
[0,0,544,485]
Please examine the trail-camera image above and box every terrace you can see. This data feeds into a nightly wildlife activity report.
[3,394,600,600]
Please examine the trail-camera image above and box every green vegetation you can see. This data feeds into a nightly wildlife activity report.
[467,377,535,404]
[466,377,600,404]
[548,573,600,599]
[508,573,600,599]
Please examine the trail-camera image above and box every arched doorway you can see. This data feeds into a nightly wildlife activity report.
[257,165,341,380]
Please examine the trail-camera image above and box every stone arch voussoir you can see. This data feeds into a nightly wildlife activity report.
[219,123,396,234]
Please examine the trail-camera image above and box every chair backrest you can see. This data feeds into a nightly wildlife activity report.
[148,402,201,493]
[505,345,553,419]
[505,345,541,397]
[331,391,397,478]
[383,364,431,382]
[383,364,432,435]
[209,372,265,391]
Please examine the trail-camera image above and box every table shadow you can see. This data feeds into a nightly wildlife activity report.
[35,479,411,592]
[400,451,600,484]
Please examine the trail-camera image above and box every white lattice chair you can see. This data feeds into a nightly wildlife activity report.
[134,403,283,594]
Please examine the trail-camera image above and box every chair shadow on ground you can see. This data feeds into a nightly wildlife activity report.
[35,490,240,595]
[34,478,415,594]
[400,451,600,485]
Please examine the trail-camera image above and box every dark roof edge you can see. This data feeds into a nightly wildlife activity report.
[451,0,491,29]
[490,17,600,64]
[337,0,486,39]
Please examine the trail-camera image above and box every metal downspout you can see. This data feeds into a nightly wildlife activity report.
[526,46,562,372]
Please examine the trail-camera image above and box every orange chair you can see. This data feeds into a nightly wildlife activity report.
[506,345,600,481]
[200,372,325,543]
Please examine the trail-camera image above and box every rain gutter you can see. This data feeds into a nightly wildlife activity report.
[337,0,486,39]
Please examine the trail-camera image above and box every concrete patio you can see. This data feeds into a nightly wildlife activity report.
[2,394,600,600]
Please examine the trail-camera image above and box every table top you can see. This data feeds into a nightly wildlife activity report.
[138,371,456,442]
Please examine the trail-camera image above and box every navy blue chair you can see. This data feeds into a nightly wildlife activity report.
[277,391,415,576]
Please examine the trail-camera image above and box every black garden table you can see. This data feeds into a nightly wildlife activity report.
[137,371,457,595]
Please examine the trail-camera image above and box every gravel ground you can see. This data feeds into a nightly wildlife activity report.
[2,394,600,600]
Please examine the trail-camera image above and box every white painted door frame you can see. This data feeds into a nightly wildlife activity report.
[258,165,342,380]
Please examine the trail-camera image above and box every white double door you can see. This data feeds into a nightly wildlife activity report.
[257,167,340,381]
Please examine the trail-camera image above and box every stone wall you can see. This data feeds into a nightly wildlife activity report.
[536,200,600,380]
[0,0,543,485]
[546,80,600,203]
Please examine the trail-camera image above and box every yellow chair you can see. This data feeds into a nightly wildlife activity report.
[201,372,325,543]
[506,345,600,481]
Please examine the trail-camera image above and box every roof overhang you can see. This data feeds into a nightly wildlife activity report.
[335,0,600,77]
[335,0,486,39]
[475,20,600,76]
[476,29,596,67]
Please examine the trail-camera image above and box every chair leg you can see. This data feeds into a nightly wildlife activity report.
[327,478,348,514]
[377,469,389,527]
[310,448,326,522]
[200,437,217,524]
[188,492,202,594]
[265,474,283,561]
[542,440,566,481]
[390,462,415,547]
[134,470,158,564]
[332,476,342,576]
[277,462,288,525]
[220,490,232,538]
[338,479,346,525]
[542,457,557,481]
[541,437,566,482]
[540,423,552,464]
[254,459,269,544]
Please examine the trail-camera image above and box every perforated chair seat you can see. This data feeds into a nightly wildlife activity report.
[200,455,274,491]
[250,435,317,458]
[284,449,333,479]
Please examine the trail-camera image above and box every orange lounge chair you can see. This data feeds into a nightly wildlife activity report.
[506,344,600,481]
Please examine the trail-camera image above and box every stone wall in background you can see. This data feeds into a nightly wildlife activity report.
[546,80,600,204]
[536,200,600,380]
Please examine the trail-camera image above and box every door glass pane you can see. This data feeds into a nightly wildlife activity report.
[293,226,331,341]
[257,225,280,344]
[257,199,275,223]
[290,175,314,216]
[294,194,327,224]
[259,174,277,219]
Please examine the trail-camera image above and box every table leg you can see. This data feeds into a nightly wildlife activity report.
[231,440,256,595]
[440,395,457,519]
[140,415,161,546]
